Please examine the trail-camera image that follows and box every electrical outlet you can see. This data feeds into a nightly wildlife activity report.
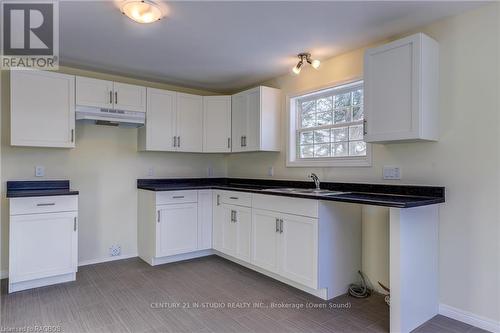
[147,167,154,177]
[383,166,401,180]
[35,166,45,177]
[207,166,213,177]
[109,245,121,257]
[267,166,274,177]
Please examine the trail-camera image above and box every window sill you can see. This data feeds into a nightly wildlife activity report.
[286,155,372,168]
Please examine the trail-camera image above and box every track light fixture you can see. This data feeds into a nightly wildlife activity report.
[292,53,320,75]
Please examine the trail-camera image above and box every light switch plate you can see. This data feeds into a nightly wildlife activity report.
[383,166,401,180]
[267,166,274,177]
[147,167,154,177]
[35,166,45,177]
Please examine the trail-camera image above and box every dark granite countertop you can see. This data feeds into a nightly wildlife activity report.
[7,180,79,198]
[137,178,445,208]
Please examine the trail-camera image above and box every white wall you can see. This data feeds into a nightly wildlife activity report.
[0,68,227,272]
[227,4,500,324]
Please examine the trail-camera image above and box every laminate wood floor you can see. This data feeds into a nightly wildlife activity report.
[0,256,486,333]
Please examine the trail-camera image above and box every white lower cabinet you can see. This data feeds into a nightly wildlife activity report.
[279,213,318,288]
[216,191,361,300]
[251,209,318,288]
[138,190,212,265]
[251,209,280,274]
[213,191,251,262]
[139,188,361,300]
[157,203,198,257]
[221,204,251,262]
[9,196,78,293]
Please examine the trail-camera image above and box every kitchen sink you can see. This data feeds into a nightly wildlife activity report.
[262,188,349,196]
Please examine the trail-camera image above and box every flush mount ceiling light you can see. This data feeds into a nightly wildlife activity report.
[292,53,321,75]
[121,0,163,24]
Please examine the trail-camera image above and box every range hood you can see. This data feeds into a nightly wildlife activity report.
[76,106,145,128]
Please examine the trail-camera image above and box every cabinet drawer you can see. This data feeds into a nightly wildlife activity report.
[10,195,78,215]
[156,190,198,205]
[220,191,252,207]
[252,194,318,218]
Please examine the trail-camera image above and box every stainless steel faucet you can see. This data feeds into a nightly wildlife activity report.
[309,173,320,190]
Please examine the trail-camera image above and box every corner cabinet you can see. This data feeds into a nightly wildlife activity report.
[203,96,232,153]
[11,70,75,148]
[137,189,212,265]
[364,33,439,143]
[231,86,281,152]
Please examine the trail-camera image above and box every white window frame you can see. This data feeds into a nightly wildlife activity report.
[286,79,372,168]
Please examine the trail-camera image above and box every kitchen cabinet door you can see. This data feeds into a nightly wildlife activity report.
[203,96,231,152]
[9,212,78,283]
[139,88,177,151]
[245,87,261,151]
[251,209,279,274]
[176,93,203,152]
[197,190,213,250]
[279,213,318,288]
[364,33,438,142]
[113,82,146,113]
[212,192,224,251]
[221,204,237,257]
[231,92,247,152]
[234,206,252,262]
[157,203,198,257]
[11,70,75,148]
[76,76,114,109]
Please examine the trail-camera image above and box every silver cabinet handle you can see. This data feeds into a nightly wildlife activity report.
[74,217,77,231]
[280,219,283,233]
[227,137,231,149]
[231,210,237,223]
[240,136,243,147]
[363,119,367,135]
[71,129,74,143]
[109,91,113,104]
[177,136,181,147]
[172,196,185,199]
[216,194,220,206]
[275,218,279,232]
[229,196,238,200]
[37,203,55,206]
[173,136,177,147]
[157,211,160,223]
[115,91,118,104]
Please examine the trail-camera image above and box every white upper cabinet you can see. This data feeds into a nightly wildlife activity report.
[176,93,203,152]
[203,96,231,152]
[76,76,146,113]
[138,88,177,151]
[231,86,281,152]
[11,70,75,148]
[113,82,146,112]
[75,77,113,109]
[364,33,439,143]
[139,89,203,152]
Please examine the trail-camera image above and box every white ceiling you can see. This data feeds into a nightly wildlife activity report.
[60,1,485,92]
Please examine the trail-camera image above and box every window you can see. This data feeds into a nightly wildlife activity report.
[287,80,371,167]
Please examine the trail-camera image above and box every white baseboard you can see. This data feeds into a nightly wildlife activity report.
[439,303,500,333]
[0,270,8,279]
[78,253,138,267]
